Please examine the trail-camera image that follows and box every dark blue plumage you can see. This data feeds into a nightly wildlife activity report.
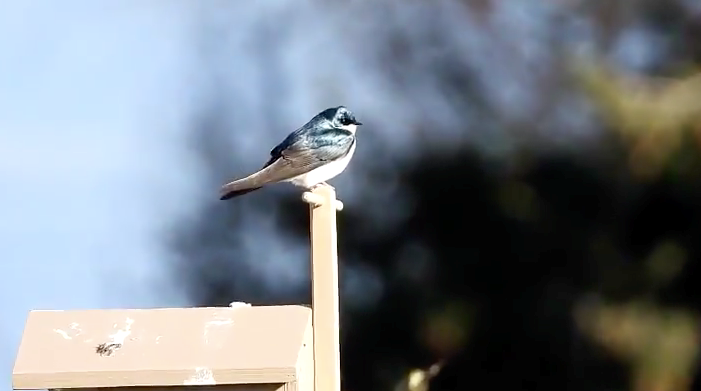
[220,106,362,200]
[265,127,355,168]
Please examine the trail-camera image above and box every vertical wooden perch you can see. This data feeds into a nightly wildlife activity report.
[302,185,343,391]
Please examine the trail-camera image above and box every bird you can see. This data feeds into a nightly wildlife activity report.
[220,106,362,200]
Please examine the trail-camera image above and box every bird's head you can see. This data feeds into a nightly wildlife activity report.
[319,106,363,134]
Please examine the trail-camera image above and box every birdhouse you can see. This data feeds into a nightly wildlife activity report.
[12,305,313,391]
[13,183,345,391]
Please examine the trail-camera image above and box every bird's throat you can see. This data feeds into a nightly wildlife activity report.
[339,124,357,134]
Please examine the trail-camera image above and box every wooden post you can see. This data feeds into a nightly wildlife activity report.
[301,185,343,391]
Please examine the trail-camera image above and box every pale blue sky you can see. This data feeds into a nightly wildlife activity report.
[0,1,200,382]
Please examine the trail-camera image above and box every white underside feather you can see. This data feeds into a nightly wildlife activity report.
[286,140,356,188]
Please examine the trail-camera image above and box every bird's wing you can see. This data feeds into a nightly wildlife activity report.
[262,133,355,182]
[219,130,354,199]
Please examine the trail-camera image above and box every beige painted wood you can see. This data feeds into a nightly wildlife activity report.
[13,305,312,390]
[303,185,342,391]
[51,386,288,391]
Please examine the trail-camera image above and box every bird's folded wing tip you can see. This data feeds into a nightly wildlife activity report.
[219,186,231,200]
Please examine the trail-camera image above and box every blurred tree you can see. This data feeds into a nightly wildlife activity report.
[169,1,701,391]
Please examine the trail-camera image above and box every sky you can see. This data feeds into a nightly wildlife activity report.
[0,1,686,388]
[0,1,201,382]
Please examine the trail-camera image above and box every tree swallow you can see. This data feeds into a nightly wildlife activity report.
[220,106,362,200]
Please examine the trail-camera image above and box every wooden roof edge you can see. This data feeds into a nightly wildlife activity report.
[13,366,298,390]
[24,304,311,314]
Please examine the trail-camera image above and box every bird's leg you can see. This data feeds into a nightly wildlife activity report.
[307,182,334,192]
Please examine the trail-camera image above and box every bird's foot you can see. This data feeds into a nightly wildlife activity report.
[309,182,334,191]
[302,183,343,211]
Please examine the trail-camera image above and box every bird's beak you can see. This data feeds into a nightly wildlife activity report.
[355,121,363,126]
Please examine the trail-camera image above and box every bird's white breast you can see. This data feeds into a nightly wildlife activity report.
[289,140,356,188]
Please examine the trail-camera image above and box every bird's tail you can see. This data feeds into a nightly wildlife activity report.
[219,183,263,200]
[219,166,276,200]
[220,156,296,200]
[220,174,266,200]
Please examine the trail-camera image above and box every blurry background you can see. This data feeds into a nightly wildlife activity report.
[2,1,701,391]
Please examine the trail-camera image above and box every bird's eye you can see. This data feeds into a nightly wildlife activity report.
[340,115,353,126]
